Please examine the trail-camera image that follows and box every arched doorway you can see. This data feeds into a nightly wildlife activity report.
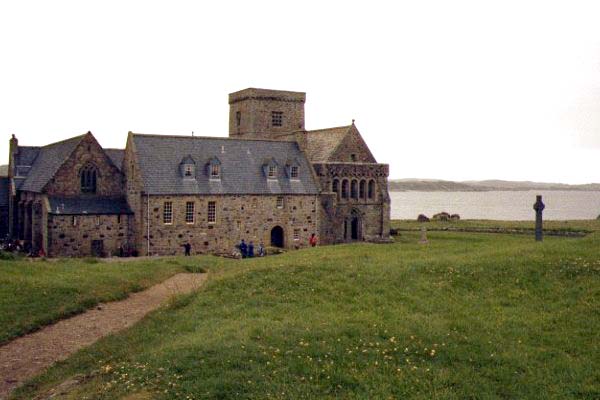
[349,209,362,241]
[271,226,284,248]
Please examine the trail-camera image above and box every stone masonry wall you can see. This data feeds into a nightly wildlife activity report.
[229,94,305,139]
[141,194,318,256]
[45,134,123,197]
[47,213,132,257]
[313,163,390,244]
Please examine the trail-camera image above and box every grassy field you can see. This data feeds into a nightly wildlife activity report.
[392,219,600,235]
[0,257,197,344]
[5,222,600,399]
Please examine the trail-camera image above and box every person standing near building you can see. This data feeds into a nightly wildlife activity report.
[248,241,254,258]
[239,239,247,258]
[183,242,191,256]
[309,233,318,247]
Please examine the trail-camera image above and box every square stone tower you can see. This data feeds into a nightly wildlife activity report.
[228,88,305,140]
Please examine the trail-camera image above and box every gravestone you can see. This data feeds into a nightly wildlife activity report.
[419,226,429,244]
[533,195,545,241]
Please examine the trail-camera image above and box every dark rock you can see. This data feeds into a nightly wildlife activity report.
[417,214,430,222]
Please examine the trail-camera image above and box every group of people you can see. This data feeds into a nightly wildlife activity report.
[237,240,265,258]
[181,233,318,257]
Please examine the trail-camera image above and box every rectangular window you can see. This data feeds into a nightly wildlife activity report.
[276,196,284,209]
[95,216,101,226]
[236,111,241,126]
[117,214,122,224]
[184,165,193,177]
[268,165,277,179]
[163,201,173,224]
[72,216,77,226]
[207,201,216,224]
[210,164,220,179]
[290,166,299,179]
[293,228,300,241]
[185,202,195,224]
[271,111,283,127]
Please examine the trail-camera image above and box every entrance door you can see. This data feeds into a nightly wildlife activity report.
[270,226,284,248]
[351,216,360,240]
[91,240,104,257]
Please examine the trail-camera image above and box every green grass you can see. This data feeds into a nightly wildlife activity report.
[393,219,600,236]
[6,223,600,399]
[0,257,200,344]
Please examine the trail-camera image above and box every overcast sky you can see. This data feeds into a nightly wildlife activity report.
[1,0,599,183]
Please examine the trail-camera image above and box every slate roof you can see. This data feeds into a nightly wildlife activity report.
[48,196,132,215]
[19,135,86,193]
[132,134,320,195]
[304,125,351,162]
[0,177,9,208]
[105,149,125,170]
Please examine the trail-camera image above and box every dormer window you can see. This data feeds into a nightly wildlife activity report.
[210,164,220,179]
[207,157,222,180]
[180,155,196,179]
[285,159,300,180]
[290,166,299,179]
[268,165,277,179]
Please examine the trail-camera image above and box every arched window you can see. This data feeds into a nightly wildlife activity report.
[80,164,97,193]
[332,179,339,198]
[351,179,358,199]
[368,180,376,199]
[341,179,349,199]
[359,180,366,199]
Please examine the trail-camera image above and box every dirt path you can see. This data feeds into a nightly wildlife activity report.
[0,272,207,399]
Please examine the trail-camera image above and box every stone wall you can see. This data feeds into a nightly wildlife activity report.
[47,213,132,257]
[45,134,123,197]
[329,125,377,163]
[123,133,145,252]
[313,162,390,244]
[140,194,318,256]
[228,89,305,139]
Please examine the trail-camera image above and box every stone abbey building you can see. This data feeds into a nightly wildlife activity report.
[4,88,390,257]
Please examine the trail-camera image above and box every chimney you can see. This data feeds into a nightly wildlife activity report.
[8,134,18,178]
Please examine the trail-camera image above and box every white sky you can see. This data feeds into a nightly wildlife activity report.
[1,0,599,184]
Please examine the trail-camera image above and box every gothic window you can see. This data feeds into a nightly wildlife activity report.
[185,202,195,224]
[272,111,283,127]
[163,202,173,224]
[351,180,358,199]
[359,180,366,199]
[368,180,376,199]
[332,179,339,198]
[80,164,97,193]
[207,201,217,224]
[341,179,349,199]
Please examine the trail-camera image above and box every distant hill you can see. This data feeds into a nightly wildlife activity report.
[389,178,600,192]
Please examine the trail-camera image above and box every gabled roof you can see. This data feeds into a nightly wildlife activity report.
[19,135,86,193]
[304,125,352,162]
[131,134,319,195]
[104,149,125,170]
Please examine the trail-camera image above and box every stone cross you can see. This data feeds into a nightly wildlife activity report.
[533,195,545,241]
[419,226,429,244]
